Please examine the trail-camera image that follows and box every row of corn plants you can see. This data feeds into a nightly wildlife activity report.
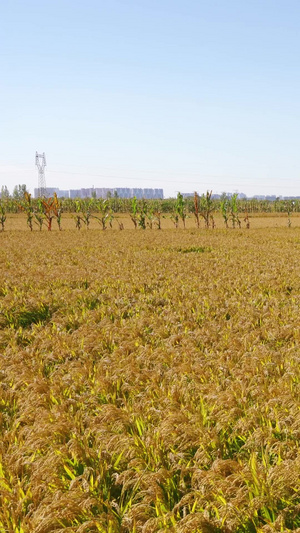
[0,193,298,231]
[1,191,300,214]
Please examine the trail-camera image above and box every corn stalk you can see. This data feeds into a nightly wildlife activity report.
[230,193,241,228]
[285,200,294,227]
[0,201,6,231]
[93,199,114,230]
[130,197,138,229]
[34,199,45,230]
[176,192,186,228]
[41,193,60,231]
[20,192,34,231]
[154,211,162,229]
[80,200,93,229]
[199,190,214,228]
[193,192,200,228]
[220,194,230,228]
[244,211,250,229]
[138,200,147,230]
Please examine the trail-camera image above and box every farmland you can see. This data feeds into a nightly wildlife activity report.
[1,219,300,532]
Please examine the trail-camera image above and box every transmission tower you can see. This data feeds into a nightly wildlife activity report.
[35,151,47,197]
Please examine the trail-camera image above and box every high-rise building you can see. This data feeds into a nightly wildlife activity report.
[34,187,164,199]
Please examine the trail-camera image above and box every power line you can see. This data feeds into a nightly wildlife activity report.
[47,168,257,181]
[46,169,226,185]
[46,169,300,189]
[1,166,299,190]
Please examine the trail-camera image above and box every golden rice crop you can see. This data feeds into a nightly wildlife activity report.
[0,221,300,532]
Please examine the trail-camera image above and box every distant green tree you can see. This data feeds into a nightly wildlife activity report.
[13,184,27,199]
[0,185,10,199]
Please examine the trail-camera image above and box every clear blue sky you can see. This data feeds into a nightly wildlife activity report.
[1,0,300,197]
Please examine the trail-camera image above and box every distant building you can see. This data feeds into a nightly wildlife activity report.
[265,195,277,201]
[283,196,300,200]
[37,187,164,199]
[34,187,59,198]
[115,188,131,198]
[12,187,300,202]
[132,188,143,199]
[69,189,81,199]
[81,188,94,198]
[56,190,69,198]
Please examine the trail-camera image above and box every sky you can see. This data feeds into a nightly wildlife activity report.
[1,0,300,198]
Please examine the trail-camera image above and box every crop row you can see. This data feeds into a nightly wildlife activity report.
[0,192,296,232]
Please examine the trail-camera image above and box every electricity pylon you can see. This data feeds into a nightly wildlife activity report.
[35,151,47,197]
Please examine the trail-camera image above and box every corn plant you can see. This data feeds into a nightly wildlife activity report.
[116,219,124,230]
[193,192,200,228]
[73,201,83,230]
[0,201,6,231]
[285,200,294,227]
[34,211,44,231]
[146,204,155,229]
[220,194,230,228]
[20,192,34,231]
[75,215,82,230]
[73,199,93,230]
[94,199,113,230]
[230,193,241,228]
[138,200,147,230]
[244,211,250,229]
[55,195,63,230]
[41,193,60,231]
[154,211,162,229]
[130,196,138,229]
[199,190,215,228]
[80,201,92,229]
[175,192,186,228]
[146,213,154,229]
[170,210,179,228]
[34,213,44,231]
[34,200,44,231]
[0,202,6,231]
[56,209,62,230]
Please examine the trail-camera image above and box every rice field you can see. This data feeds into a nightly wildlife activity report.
[1,218,300,532]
